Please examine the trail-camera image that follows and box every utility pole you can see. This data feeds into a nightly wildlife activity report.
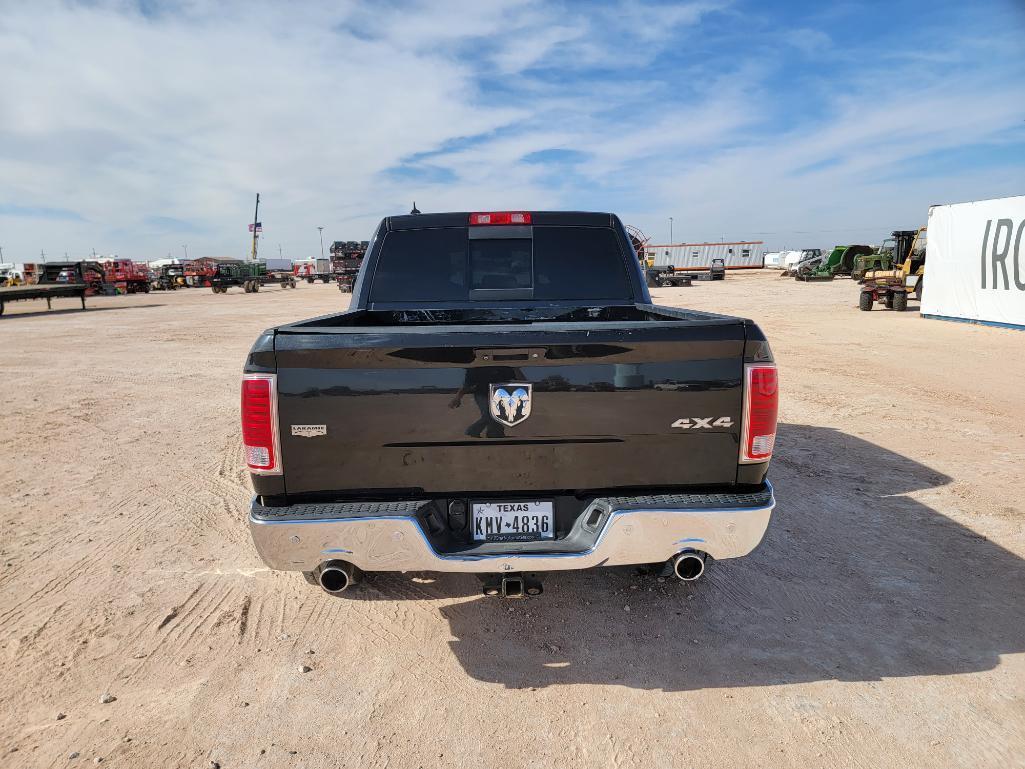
[251,193,260,262]
[669,217,673,244]
[278,244,283,259]
[182,244,189,260]
[317,226,325,260]
[40,249,46,263]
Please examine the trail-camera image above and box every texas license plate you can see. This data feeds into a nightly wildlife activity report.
[472,501,554,542]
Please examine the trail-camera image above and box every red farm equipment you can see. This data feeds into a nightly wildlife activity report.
[100,259,150,293]
[183,260,218,287]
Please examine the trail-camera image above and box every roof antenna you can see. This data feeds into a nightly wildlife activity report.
[410,201,421,215]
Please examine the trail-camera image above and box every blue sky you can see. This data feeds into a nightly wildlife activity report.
[0,0,1022,260]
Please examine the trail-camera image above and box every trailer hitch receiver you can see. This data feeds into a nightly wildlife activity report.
[481,574,543,598]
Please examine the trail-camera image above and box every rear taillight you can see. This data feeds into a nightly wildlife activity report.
[241,373,281,475]
[740,364,778,463]
[468,211,532,225]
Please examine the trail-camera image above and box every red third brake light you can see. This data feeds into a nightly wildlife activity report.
[468,211,532,225]
[241,374,281,474]
[740,364,778,463]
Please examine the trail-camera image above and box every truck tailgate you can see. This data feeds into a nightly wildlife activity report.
[273,323,746,496]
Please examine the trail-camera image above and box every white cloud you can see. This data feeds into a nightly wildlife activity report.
[0,0,542,258]
[0,0,1021,259]
[782,27,831,54]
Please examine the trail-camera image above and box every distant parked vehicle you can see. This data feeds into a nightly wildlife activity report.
[858,228,926,312]
[294,257,333,283]
[796,245,875,281]
[183,260,217,287]
[211,261,297,293]
[781,249,822,277]
[645,265,692,287]
[851,231,919,281]
[150,264,184,291]
[100,259,151,293]
[211,262,265,293]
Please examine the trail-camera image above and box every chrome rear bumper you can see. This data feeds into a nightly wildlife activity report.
[248,483,774,574]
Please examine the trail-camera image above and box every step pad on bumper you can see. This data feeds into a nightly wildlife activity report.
[251,498,427,521]
[251,487,773,522]
[603,487,773,510]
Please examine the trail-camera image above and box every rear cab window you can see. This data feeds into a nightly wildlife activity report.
[369,224,634,304]
[366,228,467,302]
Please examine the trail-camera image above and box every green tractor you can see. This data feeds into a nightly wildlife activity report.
[851,230,918,281]
[796,244,875,281]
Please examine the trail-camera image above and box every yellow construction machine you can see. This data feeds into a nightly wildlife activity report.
[858,227,926,312]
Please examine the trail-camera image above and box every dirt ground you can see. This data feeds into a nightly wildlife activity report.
[2,272,1023,769]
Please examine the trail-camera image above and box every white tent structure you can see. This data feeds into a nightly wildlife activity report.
[921,195,1025,330]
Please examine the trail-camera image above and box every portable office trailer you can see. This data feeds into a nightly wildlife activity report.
[647,241,765,270]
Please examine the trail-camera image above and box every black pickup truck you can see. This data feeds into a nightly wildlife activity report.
[243,211,777,597]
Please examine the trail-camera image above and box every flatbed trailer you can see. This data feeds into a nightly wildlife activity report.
[645,266,692,287]
[0,283,88,317]
[210,264,297,293]
[257,271,298,290]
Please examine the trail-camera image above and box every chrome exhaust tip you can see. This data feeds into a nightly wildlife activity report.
[317,560,358,594]
[672,550,707,581]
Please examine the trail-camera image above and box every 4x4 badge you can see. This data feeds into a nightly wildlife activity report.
[672,417,733,429]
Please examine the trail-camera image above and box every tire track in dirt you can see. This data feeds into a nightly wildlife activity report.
[0,486,165,639]
[165,471,248,546]
[322,594,472,694]
[5,600,68,653]
[223,572,472,696]
[237,594,252,640]
[112,580,237,682]
[156,581,237,654]
[167,435,251,549]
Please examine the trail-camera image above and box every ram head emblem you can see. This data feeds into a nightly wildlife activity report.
[489,384,533,427]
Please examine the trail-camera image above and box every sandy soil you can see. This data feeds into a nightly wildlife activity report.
[1,273,1023,768]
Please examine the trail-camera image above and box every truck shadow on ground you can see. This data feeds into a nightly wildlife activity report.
[431,423,1025,690]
